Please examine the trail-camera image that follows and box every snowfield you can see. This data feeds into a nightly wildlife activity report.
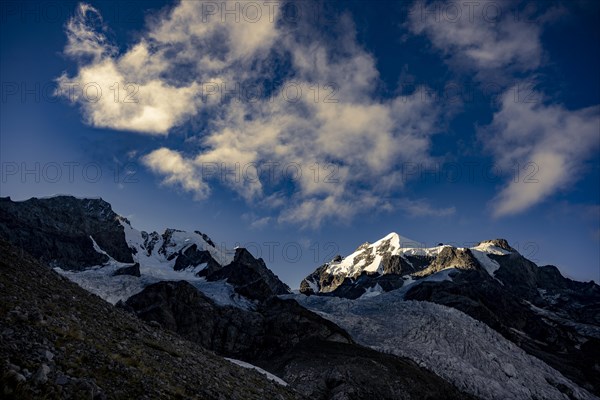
[56,263,255,309]
[287,290,598,400]
[55,221,254,310]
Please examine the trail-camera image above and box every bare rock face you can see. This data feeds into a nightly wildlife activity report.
[205,248,291,301]
[412,247,480,277]
[172,244,220,272]
[298,267,321,295]
[122,280,351,361]
[300,264,343,295]
[476,238,515,252]
[0,196,133,270]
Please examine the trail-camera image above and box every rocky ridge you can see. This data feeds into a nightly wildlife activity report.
[0,196,133,270]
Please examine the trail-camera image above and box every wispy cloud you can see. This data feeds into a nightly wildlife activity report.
[58,1,454,227]
[408,0,597,218]
[142,147,210,200]
[396,198,456,217]
[480,87,600,217]
[407,0,563,80]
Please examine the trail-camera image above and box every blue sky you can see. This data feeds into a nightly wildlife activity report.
[1,0,599,288]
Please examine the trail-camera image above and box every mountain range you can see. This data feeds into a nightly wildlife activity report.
[1,195,598,400]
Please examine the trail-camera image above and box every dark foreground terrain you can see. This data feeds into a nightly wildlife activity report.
[0,239,303,400]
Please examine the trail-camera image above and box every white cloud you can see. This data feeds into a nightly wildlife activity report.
[56,1,279,134]
[63,3,116,62]
[396,198,456,217]
[56,59,199,134]
[408,1,598,218]
[58,1,454,226]
[242,213,273,230]
[142,147,210,200]
[407,0,559,79]
[481,88,600,217]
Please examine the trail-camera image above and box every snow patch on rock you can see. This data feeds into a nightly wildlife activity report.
[225,358,288,386]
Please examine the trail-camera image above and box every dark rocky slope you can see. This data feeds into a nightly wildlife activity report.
[120,280,351,361]
[122,280,472,400]
[262,339,476,400]
[0,196,133,270]
[0,239,304,400]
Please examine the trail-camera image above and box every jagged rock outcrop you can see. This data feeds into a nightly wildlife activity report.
[194,230,216,247]
[412,247,480,277]
[478,238,515,252]
[172,244,220,272]
[0,196,133,270]
[205,248,291,301]
[140,231,160,256]
[305,272,407,300]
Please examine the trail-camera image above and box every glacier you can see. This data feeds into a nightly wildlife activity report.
[287,290,598,400]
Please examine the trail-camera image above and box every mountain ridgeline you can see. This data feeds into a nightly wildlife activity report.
[1,196,598,400]
[0,196,472,399]
[0,196,289,301]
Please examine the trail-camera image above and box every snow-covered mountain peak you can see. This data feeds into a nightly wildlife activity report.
[472,239,516,255]
[300,233,443,295]
[373,232,420,249]
[324,232,440,276]
[119,220,235,269]
[300,233,521,296]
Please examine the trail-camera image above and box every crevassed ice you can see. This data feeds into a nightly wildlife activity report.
[288,291,597,400]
